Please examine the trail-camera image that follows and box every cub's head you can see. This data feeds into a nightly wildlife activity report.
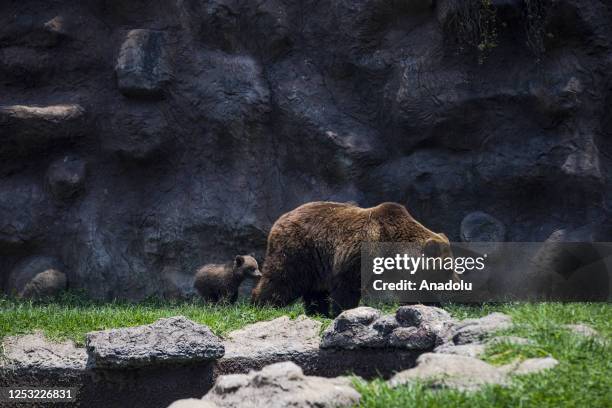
[233,255,261,279]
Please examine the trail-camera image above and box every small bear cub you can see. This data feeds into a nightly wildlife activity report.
[194,255,261,303]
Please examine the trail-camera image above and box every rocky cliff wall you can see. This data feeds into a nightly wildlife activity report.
[1,0,611,299]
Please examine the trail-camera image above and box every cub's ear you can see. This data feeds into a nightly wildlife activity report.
[235,255,245,267]
[423,238,442,257]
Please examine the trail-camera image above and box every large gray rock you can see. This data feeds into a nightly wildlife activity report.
[20,268,67,299]
[321,307,385,349]
[115,29,170,98]
[202,362,360,408]
[563,323,599,338]
[222,316,321,362]
[504,357,559,375]
[433,343,486,358]
[389,353,508,390]
[86,316,224,369]
[218,313,425,380]
[0,331,86,371]
[321,306,449,350]
[389,352,558,391]
[396,305,456,345]
[7,256,65,296]
[452,313,513,345]
[434,335,534,358]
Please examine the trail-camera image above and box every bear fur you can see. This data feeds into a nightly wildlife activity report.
[194,255,261,303]
[252,201,453,316]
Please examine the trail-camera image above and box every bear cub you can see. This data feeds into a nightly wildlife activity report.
[194,255,261,303]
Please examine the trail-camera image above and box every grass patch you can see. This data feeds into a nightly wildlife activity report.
[0,292,328,346]
[357,302,611,408]
[0,295,610,407]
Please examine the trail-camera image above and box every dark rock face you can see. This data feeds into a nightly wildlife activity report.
[115,29,171,98]
[1,0,611,299]
[460,211,506,243]
[46,155,87,200]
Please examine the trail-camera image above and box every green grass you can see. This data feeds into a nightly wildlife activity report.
[356,302,612,408]
[0,292,324,346]
[0,294,610,407]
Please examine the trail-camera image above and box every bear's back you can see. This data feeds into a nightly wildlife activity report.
[194,263,232,298]
[270,201,368,243]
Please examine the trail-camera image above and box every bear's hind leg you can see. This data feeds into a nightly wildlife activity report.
[303,291,330,316]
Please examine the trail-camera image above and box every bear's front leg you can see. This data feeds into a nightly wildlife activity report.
[329,278,361,317]
[303,291,330,316]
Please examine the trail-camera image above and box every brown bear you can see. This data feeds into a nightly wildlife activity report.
[194,255,261,303]
[251,201,453,316]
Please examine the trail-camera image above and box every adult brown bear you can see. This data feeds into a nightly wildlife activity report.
[252,201,453,316]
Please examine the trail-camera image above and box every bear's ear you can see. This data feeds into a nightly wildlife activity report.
[424,238,442,258]
[235,255,245,267]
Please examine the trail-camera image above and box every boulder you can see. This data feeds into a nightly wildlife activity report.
[503,357,559,375]
[222,316,321,362]
[86,316,224,369]
[452,313,513,345]
[218,314,423,379]
[321,306,450,350]
[563,323,599,338]
[115,29,170,98]
[389,353,508,391]
[321,307,386,349]
[0,331,86,372]
[390,353,558,391]
[201,362,360,408]
[334,307,382,330]
[434,335,534,357]
[396,305,456,345]
[433,343,486,358]
[7,256,65,296]
[20,269,67,299]
[45,156,86,200]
